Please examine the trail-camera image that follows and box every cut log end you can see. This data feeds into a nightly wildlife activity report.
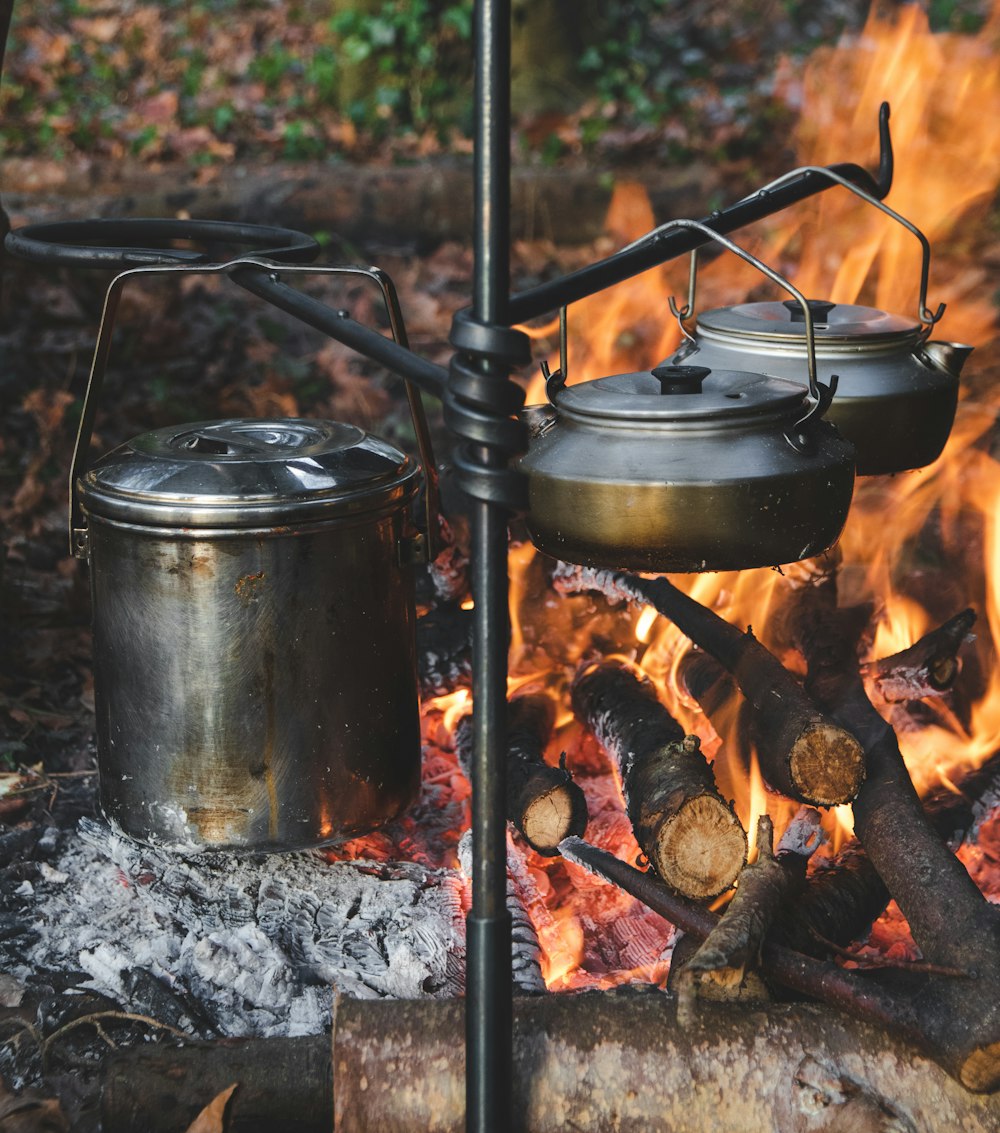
[960,1042,1000,1093]
[654,795,748,900]
[520,779,589,856]
[789,723,866,806]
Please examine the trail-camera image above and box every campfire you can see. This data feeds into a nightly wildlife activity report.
[5,2,1000,1131]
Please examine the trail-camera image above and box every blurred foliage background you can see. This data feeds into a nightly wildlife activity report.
[2,0,988,169]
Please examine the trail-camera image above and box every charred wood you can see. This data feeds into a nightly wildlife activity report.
[863,608,976,705]
[457,831,547,994]
[415,602,472,699]
[779,745,1000,956]
[101,1033,332,1133]
[558,837,1000,1090]
[101,995,1000,1133]
[571,660,746,899]
[782,568,1000,1091]
[422,515,470,606]
[554,562,865,806]
[455,692,588,855]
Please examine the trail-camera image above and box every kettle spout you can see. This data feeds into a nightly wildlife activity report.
[920,340,975,378]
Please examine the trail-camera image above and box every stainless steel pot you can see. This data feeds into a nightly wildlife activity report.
[519,222,856,573]
[663,168,973,475]
[71,262,434,851]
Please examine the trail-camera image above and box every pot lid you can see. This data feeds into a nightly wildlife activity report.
[554,365,807,423]
[697,300,921,346]
[79,417,419,528]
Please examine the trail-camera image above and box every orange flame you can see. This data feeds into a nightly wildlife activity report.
[451,2,1000,990]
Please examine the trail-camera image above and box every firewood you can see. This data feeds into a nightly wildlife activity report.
[102,1034,331,1133]
[416,602,472,698]
[101,996,1000,1133]
[776,746,1000,957]
[676,811,820,1023]
[455,692,588,855]
[677,648,752,790]
[863,608,975,705]
[570,660,746,900]
[553,562,865,807]
[780,565,1000,1091]
[559,836,1000,1090]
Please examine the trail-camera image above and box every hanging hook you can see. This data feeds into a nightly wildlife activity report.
[667,249,699,345]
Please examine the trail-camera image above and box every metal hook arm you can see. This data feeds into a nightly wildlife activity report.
[751,159,944,329]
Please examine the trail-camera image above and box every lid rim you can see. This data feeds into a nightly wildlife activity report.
[696,300,922,346]
[553,368,807,423]
[79,417,419,527]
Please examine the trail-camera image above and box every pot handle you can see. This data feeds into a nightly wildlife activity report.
[622,218,834,445]
[740,165,946,332]
[62,255,439,560]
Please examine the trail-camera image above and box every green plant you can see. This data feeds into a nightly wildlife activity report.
[329,0,474,134]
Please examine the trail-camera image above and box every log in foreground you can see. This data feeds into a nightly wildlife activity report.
[554,562,865,806]
[559,837,1000,1091]
[571,660,746,899]
[101,995,1000,1133]
[455,692,588,855]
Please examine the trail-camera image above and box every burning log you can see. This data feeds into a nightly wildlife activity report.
[862,607,975,705]
[424,515,470,606]
[455,692,588,855]
[416,602,472,699]
[100,996,1000,1133]
[570,660,746,899]
[777,745,1000,956]
[675,811,820,1022]
[554,562,865,807]
[778,567,1000,1091]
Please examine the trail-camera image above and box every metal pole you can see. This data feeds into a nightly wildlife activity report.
[467,0,513,1130]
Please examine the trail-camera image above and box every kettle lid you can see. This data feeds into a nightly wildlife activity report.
[554,365,807,423]
[697,300,921,346]
[79,417,419,528]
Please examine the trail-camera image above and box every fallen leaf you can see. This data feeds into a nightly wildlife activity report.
[183,1083,238,1133]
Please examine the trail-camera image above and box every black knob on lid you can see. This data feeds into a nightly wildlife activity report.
[782,298,837,324]
[651,364,711,395]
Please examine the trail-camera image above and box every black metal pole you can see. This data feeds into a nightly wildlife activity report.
[467,1,513,1131]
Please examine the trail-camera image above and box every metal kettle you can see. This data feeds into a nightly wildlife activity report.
[662,168,973,476]
[519,222,857,573]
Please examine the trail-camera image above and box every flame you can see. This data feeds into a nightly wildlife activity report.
[419,2,1000,991]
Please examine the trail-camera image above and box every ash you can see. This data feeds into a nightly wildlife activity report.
[5,817,470,1040]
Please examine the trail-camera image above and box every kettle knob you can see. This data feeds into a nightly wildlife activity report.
[782,298,837,324]
[651,364,711,395]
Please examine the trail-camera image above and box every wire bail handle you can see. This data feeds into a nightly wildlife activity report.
[544,218,835,446]
[746,164,946,333]
[67,259,440,559]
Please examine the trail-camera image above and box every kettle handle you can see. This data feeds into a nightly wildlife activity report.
[66,257,439,560]
[744,165,946,332]
[621,218,832,438]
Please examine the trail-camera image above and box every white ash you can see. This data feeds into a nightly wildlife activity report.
[13,817,471,1039]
